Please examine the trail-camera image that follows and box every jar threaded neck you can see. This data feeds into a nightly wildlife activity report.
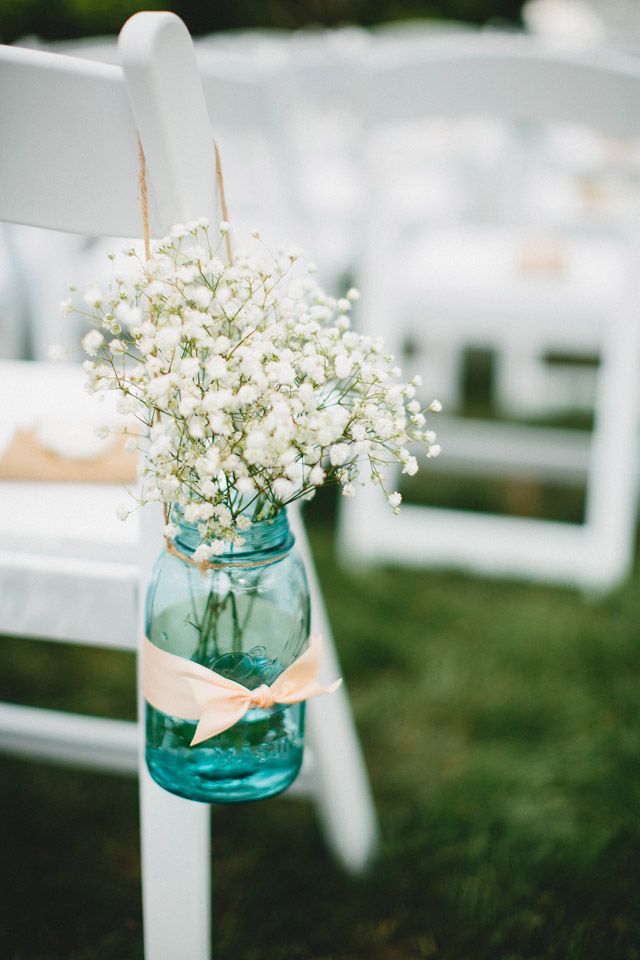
[174,508,293,563]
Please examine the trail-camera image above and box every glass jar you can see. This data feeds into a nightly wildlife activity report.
[144,508,310,803]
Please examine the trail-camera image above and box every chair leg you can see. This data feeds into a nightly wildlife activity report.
[290,508,379,873]
[139,765,211,960]
[305,678,380,873]
[137,502,212,957]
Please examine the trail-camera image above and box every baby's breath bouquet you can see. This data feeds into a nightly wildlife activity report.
[71,219,440,802]
[78,219,440,551]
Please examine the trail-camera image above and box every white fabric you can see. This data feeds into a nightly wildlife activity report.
[0,359,130,457]
[0,361,138,564]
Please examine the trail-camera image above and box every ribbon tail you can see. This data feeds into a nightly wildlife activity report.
[190,699,249,746]
[277,676,343,705]
[271,634,342,704]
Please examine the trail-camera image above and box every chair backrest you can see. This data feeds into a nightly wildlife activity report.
[340,35,640,592]
[352,34,640,234]
[355,34,640,136]
[0,11,218,237]
[0,10,223,600]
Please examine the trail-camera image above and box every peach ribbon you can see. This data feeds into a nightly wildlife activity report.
[142,633,341,746]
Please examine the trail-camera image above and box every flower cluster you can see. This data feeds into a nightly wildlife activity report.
[75,220,439,558]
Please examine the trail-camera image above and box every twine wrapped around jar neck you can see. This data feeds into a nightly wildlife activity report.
[165,508,294,572]
[164,536,292,572]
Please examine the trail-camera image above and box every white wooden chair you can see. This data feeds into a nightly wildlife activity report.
[339,36,640,592]
[197,30,363,293]
[0,12,377,959]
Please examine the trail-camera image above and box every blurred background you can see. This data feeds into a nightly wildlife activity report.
[2,1,640,959]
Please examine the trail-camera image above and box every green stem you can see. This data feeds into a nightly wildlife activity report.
[230,592,242,654]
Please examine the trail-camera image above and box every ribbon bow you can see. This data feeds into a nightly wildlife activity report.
[142,633,341,746]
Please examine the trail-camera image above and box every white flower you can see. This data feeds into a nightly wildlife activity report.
[334,355,353,380]
[193,543,215,564]
[59,298,73,318]
[206,356,227,380]
[402,456,419,476]
[156,327,181,352]
[83,285,102,308]
[309,464,325,486]
[190,286,213,310]
[329,443,349,467]
[70,220,440,543]
[124,437,138,453]
[429,399,443,413]
[427,444,441,458]
[82,329,104,356]
[116,504,129,521]
[273,477,296,501]
[119,302,142,325]
[164,522,179,539]
[219,221,230,234]
[388,491,402,510]
[179,357,200,379]
[236,477,255,496]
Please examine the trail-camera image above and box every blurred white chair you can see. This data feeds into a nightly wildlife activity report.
[0,223,28,358]
[30,29,359,297]
[0,13,377,959]
[340,36,640,592]
[494,122,640,417]
[197,28,365,293]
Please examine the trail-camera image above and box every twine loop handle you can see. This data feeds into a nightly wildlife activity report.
[136,134,232,264]
[135,129,233,529]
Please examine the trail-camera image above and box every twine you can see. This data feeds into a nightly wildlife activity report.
[214,140,233,264]
[164,536,291,572]
[137,135,151,261]
[136,135,233,265]
[135,130,234,535]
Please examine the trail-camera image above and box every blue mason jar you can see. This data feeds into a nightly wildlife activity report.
[144,508,310,803]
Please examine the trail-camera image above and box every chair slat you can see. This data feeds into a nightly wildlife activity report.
[0,46,162,236]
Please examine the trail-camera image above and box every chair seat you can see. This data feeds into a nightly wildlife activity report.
[1,482,138,561]
[0,360,138,561]
[0,360,139,644]
[396,225,628,348]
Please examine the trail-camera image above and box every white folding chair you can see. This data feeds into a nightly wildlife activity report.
[0,13,377,959]
[339,35,640,592]
[196,29,364,293]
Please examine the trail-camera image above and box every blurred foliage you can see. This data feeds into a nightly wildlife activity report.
[0,0,525,44]
[2,513,640,958]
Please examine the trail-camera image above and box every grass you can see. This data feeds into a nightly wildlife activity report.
[1,489,640,960]
[2,353,638,958]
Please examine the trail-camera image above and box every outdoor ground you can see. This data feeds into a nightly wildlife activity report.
[1,485,639,960]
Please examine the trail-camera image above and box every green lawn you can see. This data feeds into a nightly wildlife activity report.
[1,502,640,959]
